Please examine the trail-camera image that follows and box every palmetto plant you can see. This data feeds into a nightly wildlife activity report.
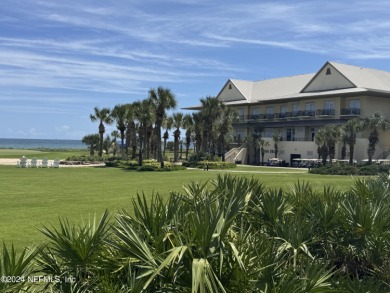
[37,211,111,292]
[0,243,40,292]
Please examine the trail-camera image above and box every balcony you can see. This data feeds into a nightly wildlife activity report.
[247,114,274,121]
[316,109,335,116]
[274,112,289,119]
[299,110,316,118]
[340,108,360,116]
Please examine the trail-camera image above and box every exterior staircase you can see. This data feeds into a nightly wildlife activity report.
[224,144,247,164]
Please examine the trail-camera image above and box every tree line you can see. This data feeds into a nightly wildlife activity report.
[82,87,237,166]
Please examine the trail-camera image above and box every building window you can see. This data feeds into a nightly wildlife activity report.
[286,128,295,141]
[280,105,287,113]
[305,102,315,116]
[326,68,331,75]
[292,103,300,117]
[311,127,316,141]
[235,130,244,142]
[228,84,232,89]
[324,101,335,109]
[348,99,360,109]
[323,101,335,115]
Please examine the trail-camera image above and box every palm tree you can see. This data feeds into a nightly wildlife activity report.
[216,108,238,161]
[363,112,390,164]
[315,125,342,164]
[199,96,224,155]
[343,118,363,165]
[162,116,173,158]
[149,87,177,168]
[125,103,137,159]
[314,129,327,164]
[90,107,113,157]
[111,104,128,160]
[258,139,270,165]
[82,134,100,156]
[192,112,203,155]
[103,135,111,155]
[133,99,154,166]
[110,130,120,156]
[182,113,194,160]
[272,132,281,158]
[324,124,342,163]
[172,112,184,162]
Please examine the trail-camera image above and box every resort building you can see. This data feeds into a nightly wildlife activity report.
[214,61,390,165]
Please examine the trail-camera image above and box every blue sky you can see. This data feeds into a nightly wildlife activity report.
[2,0,390,140]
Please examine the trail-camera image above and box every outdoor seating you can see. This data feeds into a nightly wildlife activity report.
[41,158,49,168]
[52,158,60,168]
[29,157,39,168]
[17,156,28,168]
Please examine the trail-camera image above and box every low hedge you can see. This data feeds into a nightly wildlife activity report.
[182,161,236,169]
[65,155,105,163]
[105,159,186,171]
[309,163,390,175]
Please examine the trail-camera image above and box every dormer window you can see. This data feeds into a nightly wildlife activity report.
[326,68,331,75]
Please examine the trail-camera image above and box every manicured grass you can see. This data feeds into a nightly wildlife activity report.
[0,163,359,251]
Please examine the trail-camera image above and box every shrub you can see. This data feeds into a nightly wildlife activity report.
[309,163,389,175]
[182,160,236,169]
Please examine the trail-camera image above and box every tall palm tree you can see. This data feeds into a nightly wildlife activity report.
[172,112,184,162]
[149,87,177,168]
[272,132,281,158]
[343,118,363,165]
[192,112,203,155]
[314,128,329,165]
[324,124,342,163]
[315,125,342,164]
[258,139,270,165]
[110,130,120,156]
[103,134,112,155]
[182,113,194,160]
[111,104,128,160]
[363,112,390,164]
[216,108,237,161]
[125,103,137,159]
[90,107,113,157]
[199,96,224,155]
[133,99,154,166]
[82,134,100,156]
[162,116,173,158]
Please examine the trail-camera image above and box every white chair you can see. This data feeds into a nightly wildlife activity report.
[29,157,39,168]
[52,158,60,168]
[17,157,28,168]
[41,158,49,168]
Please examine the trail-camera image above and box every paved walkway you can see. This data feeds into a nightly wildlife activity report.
[187,167,308,174]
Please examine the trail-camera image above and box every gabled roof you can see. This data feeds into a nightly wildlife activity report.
[330,62,390,92]
[215,61,390,106]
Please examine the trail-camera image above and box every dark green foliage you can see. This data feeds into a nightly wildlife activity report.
[104,159,185,171]
[182,160,237,169]
[310,163,390,175]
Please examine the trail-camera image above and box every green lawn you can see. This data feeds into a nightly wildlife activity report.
[0,162,359,251]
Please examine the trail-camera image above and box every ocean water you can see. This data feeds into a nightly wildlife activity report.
[0,138,86,150]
